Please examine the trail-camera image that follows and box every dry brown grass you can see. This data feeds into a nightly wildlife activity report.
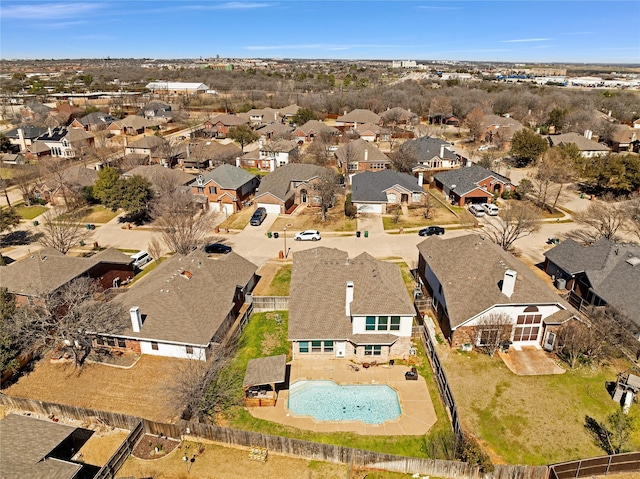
[78,429,129,466]
[3,355,186,422]
[271,196,357,233]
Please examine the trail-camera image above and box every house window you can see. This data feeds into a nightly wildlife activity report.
[364,345,382,356]
[197,187,204,193]
[324,341,334,352]
[348,163,358,172]
[299,341,309,353]
[390,317,401,331]
[371,163,387,170]
[311,340,322,352]
[117,338,126,348]
[209,186,217,194]
[377,316,388,331]
[106,337,116,347]
[95,337,104,346]
[478,329,499,346]
[365,316,376,331]
[186,345,194,354]
[151,342,159,351]
[514,314,542,341]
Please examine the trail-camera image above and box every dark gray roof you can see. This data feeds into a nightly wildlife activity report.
[544,238,640,320]
[42,165,98,190]
[288,248,415,341]
[351,170,423,203]
[4,125,47,140]
[112,250,257,345]
[256,123,294,137]
[78,111,116,126]
[243,354,287,388]
[417,235,573,329]
[255,163,327,203]
[0,414,81,479]
[434,165,512,196]
[199,164,257,190]
[335,139,389,164]
[402,136,457,162]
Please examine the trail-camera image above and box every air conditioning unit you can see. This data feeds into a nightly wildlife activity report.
[409,347,417,356]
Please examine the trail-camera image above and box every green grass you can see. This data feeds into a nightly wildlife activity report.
[221,310,454,459]
[127,257,166,285]
[440,348,640,464]
[0,167,15,179]
[15,204,48,220]
[73,206,120,224]
[266,264,291,296]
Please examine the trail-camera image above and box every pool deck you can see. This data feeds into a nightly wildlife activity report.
[246,359,437,436]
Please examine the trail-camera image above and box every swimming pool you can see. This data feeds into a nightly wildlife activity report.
[287,380,401,424]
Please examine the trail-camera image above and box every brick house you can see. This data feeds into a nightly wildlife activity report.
[203,114,250,139]
[288,247,415,362]
[292,120,338,143]
[191,164,259,215]
[335,109,381,128]
[336,138,390,176]
[351,169,426,214]
[433,165,514,206]
[237,139,299,172]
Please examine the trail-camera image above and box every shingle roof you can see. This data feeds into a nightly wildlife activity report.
[124,164,195,188]
[351,170,423,203]
[295,120,337,135]
[337,109,381,124]
[417,235,572,329]
[4,125,47,140]
[0,414,81,479]
[112,250,257,345]
[129,135,166,150]
[256,123,294,137]
[210,114,250,126]
[261,139,298,153]
[243,354,287,388]
[79,111,116,126]
[255,163,327,202]
[112,115,157,130]
[380,107,419,123]
[42,165,98,190]
[434,165,512,196]
[199,164,257,190]
[335,139,389,164]
[544,238,640,320]
[548,133,610,152]
[402,136,457,162]
[279,104,300,116]
[288,248,415,341]
[0,247,132,297]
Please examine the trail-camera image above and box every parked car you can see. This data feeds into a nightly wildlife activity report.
[131,250,152,268]
[294,230,321,241]
[481,203,499,216]
[418,226,445,236]
[250,207,267,226]
[478,144,496,151]
[204,243,232,254]
[468,204,486,217]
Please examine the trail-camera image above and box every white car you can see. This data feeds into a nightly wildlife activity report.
[468,204,486,217]
[294,230,321,241]
[481,203,499,216]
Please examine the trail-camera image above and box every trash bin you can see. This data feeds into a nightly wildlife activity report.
[85,223,91,230]
[364,230,368,238]
[356,231,361,238]
[79,240,85,246]
[33,220,39,226]
[89,224,95,230]
[273,232,279,239]
[267,231,272,238]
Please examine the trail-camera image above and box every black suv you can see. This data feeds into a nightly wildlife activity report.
[250,207,267,226]
[418,226,445,236]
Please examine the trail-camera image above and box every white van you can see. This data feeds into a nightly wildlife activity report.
[481,203,499,216]
[131,250,152,268]
[468,204,486,217]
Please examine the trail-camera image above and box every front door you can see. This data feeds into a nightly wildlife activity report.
[335,341,346,358]
[543,331,556,351]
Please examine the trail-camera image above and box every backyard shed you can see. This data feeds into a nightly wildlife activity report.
[243,354,287,407]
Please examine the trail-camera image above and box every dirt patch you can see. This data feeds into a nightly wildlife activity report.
[271,196,357,232]
[253,262,281,295]
[261,331,281,355]
[3,355,186,422]
[132,434,181,459]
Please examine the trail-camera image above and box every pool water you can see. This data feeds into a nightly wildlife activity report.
[287,380,401,424]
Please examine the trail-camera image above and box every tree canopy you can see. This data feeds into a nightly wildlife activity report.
[227,124,259,153]
[510,129,548,166]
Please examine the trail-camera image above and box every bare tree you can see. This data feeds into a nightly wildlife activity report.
[423,192,435,220]
[529,158,558,212]
[147,237,163,264]
[391,142,418,173]
[571,197,631,243]
[12,164,41,206]
[10,277,126,367]
[38,209,87,254]
[465,107,485,142]
[484,203,542,251]
[313,169,339,222]
[472,312,513,357]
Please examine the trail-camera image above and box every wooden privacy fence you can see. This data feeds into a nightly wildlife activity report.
[249,295,289,311]
[549,452,640,479]
[94,421,145,479]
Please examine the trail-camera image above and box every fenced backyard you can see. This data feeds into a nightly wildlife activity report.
[249,295,289,311]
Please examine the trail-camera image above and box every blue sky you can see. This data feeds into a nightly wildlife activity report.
[1,1,639,63]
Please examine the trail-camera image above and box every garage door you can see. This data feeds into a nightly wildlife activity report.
[356,203,383,214]
[209,202,220,212]
[257,203,281,214]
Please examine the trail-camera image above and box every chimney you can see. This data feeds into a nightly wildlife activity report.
[48,127,53,137]
[123,135,128,148]
[345,281,354,316]
[440,144,445,158]
[17,128,26,152]
[418,172,424,186]
[186,144,190,158]
[584,129,592,140]
[130,306,142,332]
[501,270,517,298]
[364,149,368,162]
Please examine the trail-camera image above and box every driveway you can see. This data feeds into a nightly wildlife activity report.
[499,346,565,376]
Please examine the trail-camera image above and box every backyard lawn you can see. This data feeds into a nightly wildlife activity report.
[437,341,640,464]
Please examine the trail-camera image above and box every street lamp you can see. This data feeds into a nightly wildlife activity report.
[283,226,287,258]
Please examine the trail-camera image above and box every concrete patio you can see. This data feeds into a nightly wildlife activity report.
[499,346,566,375]
[247,358,437,436]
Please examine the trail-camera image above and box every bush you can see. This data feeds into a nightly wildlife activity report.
[501,190,512,200]
[344,193,357,219]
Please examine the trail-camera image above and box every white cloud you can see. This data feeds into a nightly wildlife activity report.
[0,2,105,20]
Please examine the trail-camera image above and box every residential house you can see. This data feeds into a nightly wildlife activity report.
[246,107,281,126]
[69,111,117,131]
[292,120,338,144]
[335,109,381,128]
[278,104,300,123]
[255,122,294,141]
[482,114,525,148]
[352,122,390,143]
[429,115,461,127]
[3,125,47,152]
[145,81,209,95]
[191,164,259,215]
[547,131,611,158]
[1,153,26,165]
[288,247,415,362]
[634,118,640,129]
[138,101,172,120]
[178,140,242,169]
[19,102,51,123]
[237,139,299,172]
[401,136,463,180]
[30,127,94,158]
[98,250,258,360]
[253,163,329,214]
[0,247,134,305]
[124,135,169,164]
[202,114,250,139]
[107,115,158,136]
[0,414,86,479]
[543,238,640,336]
[123,164,195,191]
[33,164,98,206]
[433,165,514,206]
[336,139,390,176]
[417,234,577,350]
[607,125,639,153]
[380,107,420,127]
[351,169,426,214]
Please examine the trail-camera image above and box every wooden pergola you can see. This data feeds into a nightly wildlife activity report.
[243,354,287,407]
